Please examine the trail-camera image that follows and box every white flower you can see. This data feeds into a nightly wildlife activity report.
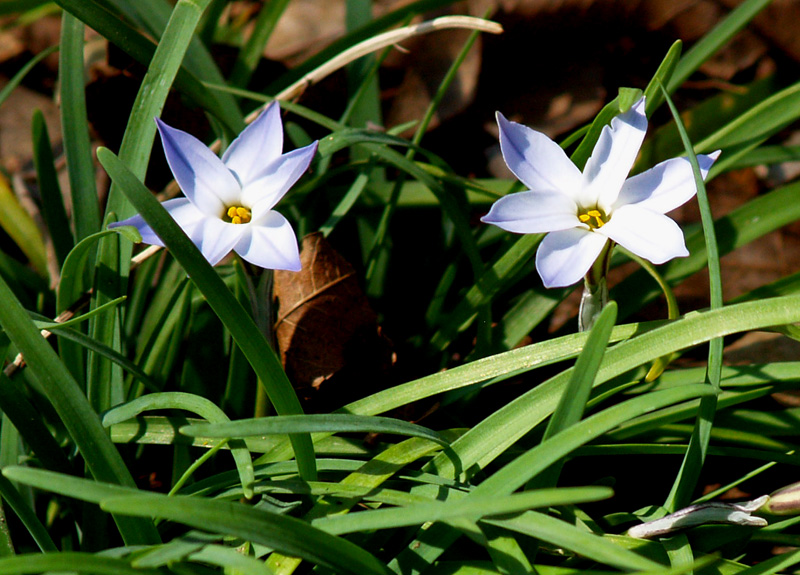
[111,103,317,271]
[481,98,720,288]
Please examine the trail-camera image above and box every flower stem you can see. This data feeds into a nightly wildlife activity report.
[578,242,613,332]
[240,260,277,417]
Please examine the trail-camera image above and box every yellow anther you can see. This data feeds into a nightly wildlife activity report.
[225,206,253,224]
[225,205,252,225]
[578,208,607,230]
[587,209,605,228]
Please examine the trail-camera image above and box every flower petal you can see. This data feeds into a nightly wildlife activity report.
[244,141,318,215]
[496,112,582,198]
[234,211,301,271]
[535,227,608,288]
[108,212,165,248]
[156,118,241,212]
[481,189,581,234]
[615,150,721,214]
[598,204,688,264]
[222,103,283,185]
[582,98,647,210]
[188,217,244,266]
[109,197,207,247]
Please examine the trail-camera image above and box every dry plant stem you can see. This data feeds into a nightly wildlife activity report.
[265,16,503,111]
[627,496,769,539]
[6,16,503,377]
[3,244,161,379]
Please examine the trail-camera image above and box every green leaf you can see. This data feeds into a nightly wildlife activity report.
[182,414,449,447]
[60,11,101,241]
[486,512,663,572]
[424,294,800,481]
[228,0,291,87]
[0,553,164,575]
[533,301,618,487]
[103,392,255,498]
[54,0,241,136]
[668,0,773,92]
[545,302,617,439]
[0,460,57,552]
[643,40,682,115]
[660,85,723,511]
[32,108,73,267]
[0,274,160,545]
[0,371,72,474]
[99,493,392,575]
[0,171,47,277]
[473,384,717,497]
[313,487,613,535]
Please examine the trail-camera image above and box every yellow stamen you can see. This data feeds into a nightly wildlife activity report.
[578,208,607,230]
[225,205,251,225]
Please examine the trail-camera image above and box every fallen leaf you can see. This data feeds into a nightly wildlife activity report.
[274,233,394,408]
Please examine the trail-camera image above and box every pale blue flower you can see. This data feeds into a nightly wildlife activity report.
[482,98,720,288]
[112,103,317,271]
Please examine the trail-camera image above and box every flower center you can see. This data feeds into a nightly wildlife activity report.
[578,208,607,230]
[225,205,252,225]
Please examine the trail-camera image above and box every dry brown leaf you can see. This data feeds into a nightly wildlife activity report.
[274,233,394,408]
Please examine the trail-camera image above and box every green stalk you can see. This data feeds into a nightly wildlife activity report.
[660,85,724,511]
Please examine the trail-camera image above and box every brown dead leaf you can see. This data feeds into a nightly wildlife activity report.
[274,233,394,408]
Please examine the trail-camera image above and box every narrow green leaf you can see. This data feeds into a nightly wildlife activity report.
[486,512,663,572]
[99,494,392,575]
[182,414,449,447]
[88,0,217,436]
[661,86,723,511]
[54,0,241,135]
[668,0,773,92]
[0,171,47,277]
[0,275,160,545]
[0,553,164,575]
[531,302,618,488]
[102,393,254,498]
[423,294,800,481]
[0,472,57,552]
[643,40,682,114]
[60,11,101,241]
[0,372,71,474]
[32,109,72,267]
[473,384,716,497]
[228,0,291,87]
[0,45,57,109]
[313,487,613,535]
[545,302,617,439]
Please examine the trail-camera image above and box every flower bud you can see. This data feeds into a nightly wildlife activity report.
[763,482,800,516]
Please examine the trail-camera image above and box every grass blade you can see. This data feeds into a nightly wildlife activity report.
[660,86,723,512]
[181,414,449,447]
[103,392,254,498]
[59,11,100,241]
[99,493,392,575]
[32,108,73,268]
[0,274,160,544]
